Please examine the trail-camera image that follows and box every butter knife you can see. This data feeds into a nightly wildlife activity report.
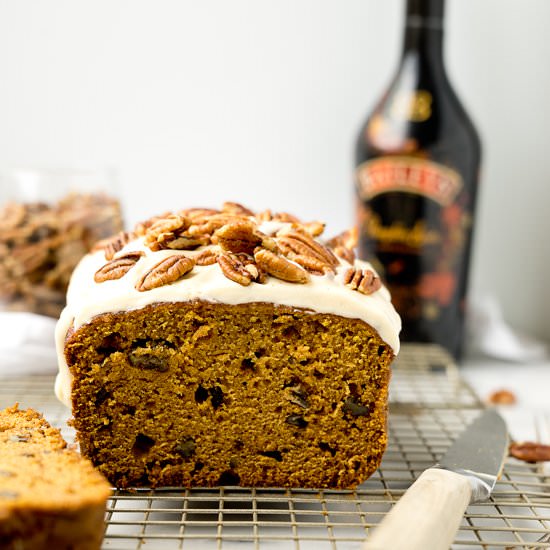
[364,409,508,550]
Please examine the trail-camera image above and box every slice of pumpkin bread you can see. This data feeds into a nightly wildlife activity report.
[0,404,111,550]
[56,203,401,489]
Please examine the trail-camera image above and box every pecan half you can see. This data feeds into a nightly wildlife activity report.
[136,255,195,291]
[302,221,325,237]
[326,227,358,250]
[509,441,550,463]
[94,252,143,283]
[332,245,355,263]
[194,248,218,266]
[233,252,267,281]
[221,201,254,216]
[187,214,245,237]
[143,216,191,251]
[254,210,300,224]
[254,248,309,284]
[100,231,134,260]
[114,251,144,261]
[273,211,301,223]
[243,262,268,283]
[277,231,338,270]
[255,209,273,222]
[145,215,189,241]
[291,254,330,275]
[215,220,263,255]
[217,253,254,286]
[134,212,172,236]
[343,268,382,295]
[487,389,516,406]
[178,208,219,220]
[166,234,210,250]
[260,235,278,252]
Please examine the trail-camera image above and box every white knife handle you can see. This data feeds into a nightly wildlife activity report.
[363,468,472,550]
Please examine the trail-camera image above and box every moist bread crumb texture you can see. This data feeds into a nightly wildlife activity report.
[0,404,111,550]
[66,301,393,489]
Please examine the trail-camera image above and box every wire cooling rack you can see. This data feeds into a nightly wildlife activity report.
[1,344,549,549]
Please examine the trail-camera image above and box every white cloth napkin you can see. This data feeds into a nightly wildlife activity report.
[465,292,547,363]
[0,312,58,376]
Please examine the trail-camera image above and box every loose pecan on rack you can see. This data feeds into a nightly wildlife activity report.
[509,442,550,463]
[487,389,516,406]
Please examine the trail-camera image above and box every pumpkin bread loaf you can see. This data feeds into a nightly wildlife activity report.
[56,202,401,489]
[0,404,111,550]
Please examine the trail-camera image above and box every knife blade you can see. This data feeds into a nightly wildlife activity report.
[363,409,508,550]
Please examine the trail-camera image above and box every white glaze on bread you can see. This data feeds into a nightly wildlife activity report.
[55,228,401,408]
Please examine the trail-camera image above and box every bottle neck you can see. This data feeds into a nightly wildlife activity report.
[401,0,445,72]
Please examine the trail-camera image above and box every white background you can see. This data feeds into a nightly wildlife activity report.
[0,0,548,343]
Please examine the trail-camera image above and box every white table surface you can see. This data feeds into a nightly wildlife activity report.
[461,354,550,444]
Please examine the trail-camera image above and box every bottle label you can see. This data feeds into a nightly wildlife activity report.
[355,156,470,322]
[356,156,462,206]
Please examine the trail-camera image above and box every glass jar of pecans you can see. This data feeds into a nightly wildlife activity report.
[0,168,123,317]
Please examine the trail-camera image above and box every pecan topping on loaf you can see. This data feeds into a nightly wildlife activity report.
[343,268,382,295]
[254,248,309,284]
[301,220,326,237]
[96,231,135,260]
[194,248,219,266]
[291,254,331,276]
[136,255,195,291]
[165,235,210,250]
[277,230,339,269]
[146,214,190,241]
[214,220,264,255]
[254,209,301,224]
[221,201,255,216]
[89,202,385,295]
[326,227,358,264]
[332,246,356,264]
[217,253,255,286]
[327,227,358,250]
[141,214,212,252]
[94,252,144,283]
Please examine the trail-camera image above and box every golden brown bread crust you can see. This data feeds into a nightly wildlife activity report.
[0,404,111,550]
[65,301,393,489]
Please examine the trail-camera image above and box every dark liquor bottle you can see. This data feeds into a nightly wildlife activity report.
[354,0,481,360]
